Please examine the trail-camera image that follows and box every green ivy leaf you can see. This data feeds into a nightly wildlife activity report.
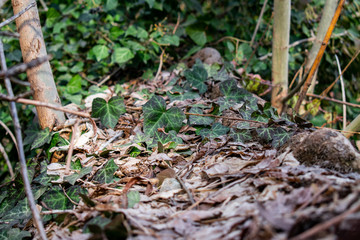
[64,166,93,185]
[112,47,134,64]
[199,123,229,139]
[143,95,185,136]
[41,186,71,210]
[186,26,207,46]
[127,191,140,208]
[230,128,252,143]
[251,111,268,123]
[66,185,88,204]
[66,74,82,94]
[158,35,180,46]
[91,96,126,128]
[184,65,208,94]
[1,199,31,222]
[272,128,294,148]
[3,228,31,240]
[188,107,214,126]
[153,130,183,146]
[256,127,277,143]
[219,79,250,102]
[167,90,200,102]
[31,127,52,150]
[93,159,118,184]
[92,45,109,61]
[23,124,40,147]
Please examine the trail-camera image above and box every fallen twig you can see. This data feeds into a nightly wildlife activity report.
[65,119,80,175]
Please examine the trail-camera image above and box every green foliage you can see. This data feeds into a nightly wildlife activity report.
[184,65,208,94]
[127,191,140,208]
[93,158,118,184]
[64,166,93,185]
[91,96,126,128]
[142,95,185,136]
[188,107,214,126]
[199,123,230,139]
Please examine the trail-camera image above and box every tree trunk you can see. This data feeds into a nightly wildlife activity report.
[271,0,291,110]
[12,0,65,129]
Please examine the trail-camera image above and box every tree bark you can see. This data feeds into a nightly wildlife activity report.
[12,0,65,129]
[271,0,291,110]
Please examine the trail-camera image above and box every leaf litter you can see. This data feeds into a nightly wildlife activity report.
[1,55,360,240]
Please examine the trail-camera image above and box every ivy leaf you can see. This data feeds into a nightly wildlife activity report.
[92,96,126,128]
[31,127,52,150]
[158,35,180,46]
[127,191,140,208]
[64,166,93,185]
[93,159,118,184]
[66,74,82,94]
[23,124,40,147]
[251,111,268,123]
[186,25,207,46]
[92,45,109,61]
[153,130,183,146]
[41,186,71,210]
[184,65,208,94]
[112,47,134,64]
[199,123,229,139]
[272,127,294,148]
[229,128,252,143]
[188,107,214,126]
[167,90,200,102]
[1,199,31,222]
[142,95,185,136]
[256,127,277,143]
[219,79,250,102]
[3,228,31,240]
[66,185,88,204]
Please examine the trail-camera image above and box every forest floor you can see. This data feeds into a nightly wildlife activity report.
[2,52,360,240]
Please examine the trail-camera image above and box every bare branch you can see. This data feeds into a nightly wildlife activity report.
[0,55,50,78]
[0,1,36,29]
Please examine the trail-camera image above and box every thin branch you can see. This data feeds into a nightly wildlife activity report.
[294,0,346,113]
[10,76,30,86]
[0,39,47,240]
[38,0,48,11]
[65,119,80,175]
[0,119,18,153]
[321,48,360,96]
[0,1,36,29]
[0,55,51,78]
[0,95,90,118]
[250,0,268,46]
[0,142,14,179]
[335,54,346,129]
[0,31,20,38]
[154,49,165,82]
[172,13,181,34]
[306,93,360,109]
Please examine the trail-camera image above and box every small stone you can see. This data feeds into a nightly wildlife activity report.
[281,128,360,173]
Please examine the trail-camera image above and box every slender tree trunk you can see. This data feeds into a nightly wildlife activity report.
[307,0,338,94]
[12,0,65,129]
[271,0,291,110]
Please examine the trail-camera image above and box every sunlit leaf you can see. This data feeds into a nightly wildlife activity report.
[92,96,126,128]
